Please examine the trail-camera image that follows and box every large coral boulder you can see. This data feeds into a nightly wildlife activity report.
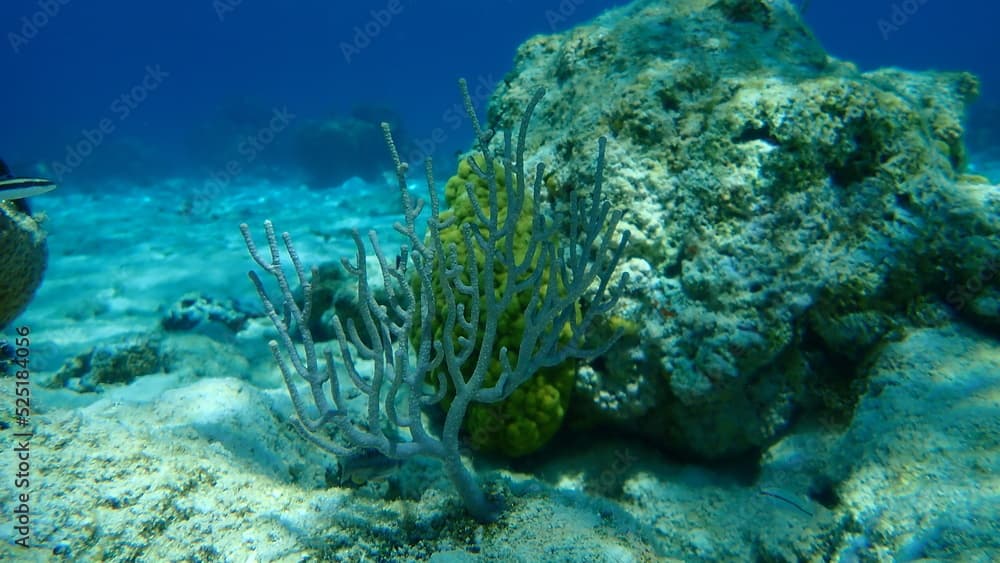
[0,202,48,330]
[489,0,999,458]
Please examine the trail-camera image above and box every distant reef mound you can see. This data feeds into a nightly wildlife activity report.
[0,202,48,331]
[489,0,998,458]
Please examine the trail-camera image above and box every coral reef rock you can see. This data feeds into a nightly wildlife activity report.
[0,201,48,330]
[491,0,998,458]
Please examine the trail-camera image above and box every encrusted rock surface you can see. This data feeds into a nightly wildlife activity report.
[490,0,998,457]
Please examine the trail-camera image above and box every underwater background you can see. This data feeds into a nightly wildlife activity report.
[1,0,999,561]
[1,0,998,184]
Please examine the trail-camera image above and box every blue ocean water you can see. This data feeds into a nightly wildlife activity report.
[1,1,999,561]
[1,0,997,185]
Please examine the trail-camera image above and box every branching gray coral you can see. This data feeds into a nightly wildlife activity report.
[240,80,629,522]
